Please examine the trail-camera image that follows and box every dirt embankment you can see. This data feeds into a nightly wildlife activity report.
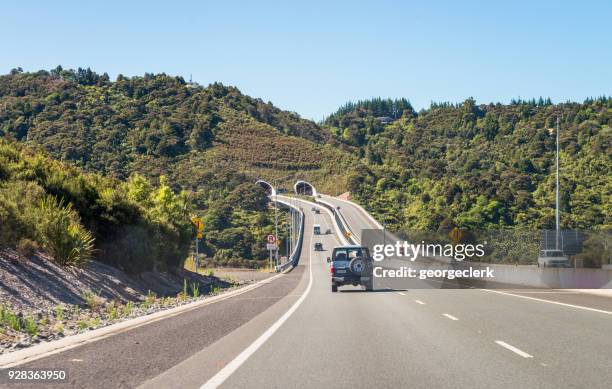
[0,249,244,353]
[0,249,226,311]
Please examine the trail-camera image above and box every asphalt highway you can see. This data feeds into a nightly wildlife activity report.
[219,197,612,389]
[5,196,612,389]
[319,195,380,241]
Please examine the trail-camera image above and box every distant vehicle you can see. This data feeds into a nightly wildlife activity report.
[314,242,323,251]
[327,245,373,292]
[313,224,321,235]
[325,228,332,235]
[314,209,320,214]
[311,206,316,211]
[537,250,570,268]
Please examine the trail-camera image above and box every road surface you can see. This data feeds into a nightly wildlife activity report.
[319,195,380,242]
[5,197,612,389]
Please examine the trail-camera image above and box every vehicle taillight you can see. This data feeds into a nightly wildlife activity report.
[330,262,334,274]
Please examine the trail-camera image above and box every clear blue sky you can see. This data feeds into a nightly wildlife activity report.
[2,1,611,120]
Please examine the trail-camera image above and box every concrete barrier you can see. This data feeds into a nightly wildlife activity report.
[403,255,612,289]
[316,198,359,245]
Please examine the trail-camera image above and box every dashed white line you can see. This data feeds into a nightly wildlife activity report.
[495,340,533,358]
[397,292,406,296]
[442,313,459,321]
[414,300,426,305]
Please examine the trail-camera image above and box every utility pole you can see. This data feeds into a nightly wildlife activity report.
[289,208,293,256]
[383,220,386,247]
[555,116,561,251]
[274,181,279,267]
[286,211,290,261]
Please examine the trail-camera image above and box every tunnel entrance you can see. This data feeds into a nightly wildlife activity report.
[255,180,276,196]
[294,180,317,196]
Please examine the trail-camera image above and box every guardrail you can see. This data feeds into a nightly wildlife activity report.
[316,198,359,245]
[272,197,305,272]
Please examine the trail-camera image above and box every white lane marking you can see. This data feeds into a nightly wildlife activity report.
[503,291,581,294]
[397,292,406,296]
[442,313,459,321]
[495,340,534,358]
[414,300,426,305]
[479,289,612,315]
[200,214,314,389]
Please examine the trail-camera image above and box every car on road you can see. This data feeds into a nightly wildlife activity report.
[313,224,321,235]
[537,249,570,267]
[325,228,332,234]
[314,242,323,251]
[327,245,373,292]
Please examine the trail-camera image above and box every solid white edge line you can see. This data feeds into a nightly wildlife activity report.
[0,272,286,368]
[479,289,612,315]
[442,313,459,321]
[415,300,426,305]
[494,340,534,358]
[200,214,314,389]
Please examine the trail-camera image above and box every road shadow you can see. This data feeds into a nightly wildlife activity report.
[339,288,407,293]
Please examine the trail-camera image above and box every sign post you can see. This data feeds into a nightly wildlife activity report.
[267,234,276,271]
[192,217,204,273]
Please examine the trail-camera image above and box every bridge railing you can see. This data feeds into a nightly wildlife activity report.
[272,197,305,272]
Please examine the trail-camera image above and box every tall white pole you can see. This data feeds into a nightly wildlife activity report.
[274,186,279,267]
[555,117,561,250]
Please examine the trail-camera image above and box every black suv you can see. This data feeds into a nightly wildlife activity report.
[327,246,373,292]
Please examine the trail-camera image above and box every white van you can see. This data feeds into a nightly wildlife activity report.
[537,250,570,267]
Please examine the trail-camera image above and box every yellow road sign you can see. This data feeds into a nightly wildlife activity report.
[197,232,203,239]
[191,217,203,231]
[449,227,463,243]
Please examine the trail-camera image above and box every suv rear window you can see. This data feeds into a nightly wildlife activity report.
[333,248,369,261]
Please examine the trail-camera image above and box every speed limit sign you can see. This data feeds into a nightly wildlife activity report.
[267,234,276,244]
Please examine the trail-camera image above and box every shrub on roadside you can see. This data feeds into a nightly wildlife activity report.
[37,196,95,267]
[0,140,193,273]
[16,238,39,258]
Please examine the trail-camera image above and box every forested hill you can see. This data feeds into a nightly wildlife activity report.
[326,97,611,231]
[0,67,354,271]
[0,67,355,201]
[1,68,610,233]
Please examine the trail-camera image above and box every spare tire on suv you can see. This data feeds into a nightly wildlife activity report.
[349,257,366,275]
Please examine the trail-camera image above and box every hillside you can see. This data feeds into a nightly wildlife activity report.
[0,139,192,273]
[0,67,355,198]
[325,97,611,232]
[0,67,357,272]
[2,68,609,235]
